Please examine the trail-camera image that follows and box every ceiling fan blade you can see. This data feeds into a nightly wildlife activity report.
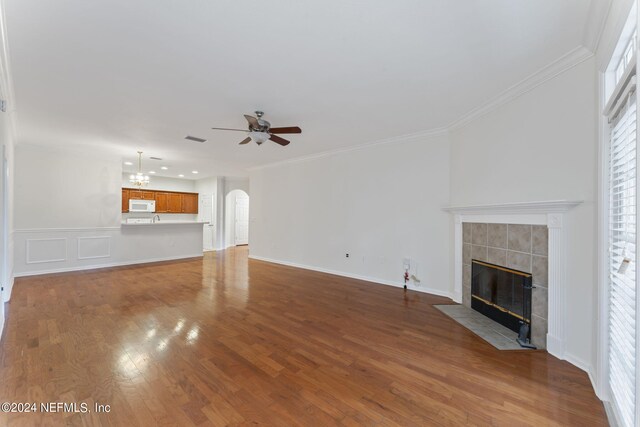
[269,134,290,146]
[269,126,302,134]
[211,127,248,132]
[239,137,251,145]
[244,115,260,130]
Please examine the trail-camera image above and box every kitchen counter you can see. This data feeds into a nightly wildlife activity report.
[118,220,205,263]
[121,221,208,227]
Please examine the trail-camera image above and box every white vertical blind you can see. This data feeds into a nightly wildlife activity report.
[609,90,637,427]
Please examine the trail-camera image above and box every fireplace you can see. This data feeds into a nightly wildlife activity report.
[471,259,533,344]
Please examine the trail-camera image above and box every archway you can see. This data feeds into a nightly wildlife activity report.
[224,189,249,248]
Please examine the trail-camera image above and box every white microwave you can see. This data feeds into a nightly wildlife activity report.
[129,199,156,212]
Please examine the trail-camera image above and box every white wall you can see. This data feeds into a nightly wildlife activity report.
[250,133,451,296]
[16,145,121,229]
[449,57,598,373]
[0,105,14,339]
[194,176,251,251]
[224,177,249,196]
[121,173,196,193]
[13,146,203,276]
[13,223,204,277]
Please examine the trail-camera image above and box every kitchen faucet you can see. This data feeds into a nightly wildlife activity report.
[152,214,160,223]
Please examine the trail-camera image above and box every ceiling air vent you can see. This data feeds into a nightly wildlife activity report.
[149,156,163,161]
[184,135,207,143]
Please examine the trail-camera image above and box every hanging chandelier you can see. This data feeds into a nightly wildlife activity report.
[129,151,150,187]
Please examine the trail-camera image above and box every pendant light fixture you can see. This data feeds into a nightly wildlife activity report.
[129,151,150,187]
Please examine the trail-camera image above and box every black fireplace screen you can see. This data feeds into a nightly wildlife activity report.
[471,260,532,334]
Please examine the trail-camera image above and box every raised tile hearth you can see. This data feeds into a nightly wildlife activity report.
[435,304,533,350]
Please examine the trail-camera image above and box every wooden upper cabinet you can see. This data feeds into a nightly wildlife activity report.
[122,188,198,213]
[155,192,168,213]
[182,193,198,214]
[122,189,129,213]
[168,193,182,213]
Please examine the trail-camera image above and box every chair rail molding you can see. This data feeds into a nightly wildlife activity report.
[443,200,583,362]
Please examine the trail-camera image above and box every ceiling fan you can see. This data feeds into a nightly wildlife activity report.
[211,111,301,146]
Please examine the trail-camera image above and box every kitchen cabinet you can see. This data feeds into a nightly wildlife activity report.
[182,193,198,214]
[122,188,198,214]
[155,192,168,213]
[168,193,182,213]
[128,189,142,200]
[122,189,129,213]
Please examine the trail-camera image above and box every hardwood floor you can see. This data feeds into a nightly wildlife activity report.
[0,247,606,426]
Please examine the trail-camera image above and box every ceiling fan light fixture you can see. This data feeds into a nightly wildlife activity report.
[249,131,270,145]
[211,111,300,146]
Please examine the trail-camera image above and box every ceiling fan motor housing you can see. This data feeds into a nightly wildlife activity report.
[255,119,270,132]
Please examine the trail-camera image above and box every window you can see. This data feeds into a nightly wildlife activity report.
[616,30,637,85]
[608,91,637,427]
[605,6,638,427]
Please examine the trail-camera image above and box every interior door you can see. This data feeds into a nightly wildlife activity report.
[234,194,249,245]
[201,194,215,251]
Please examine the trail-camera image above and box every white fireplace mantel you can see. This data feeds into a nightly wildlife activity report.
[443,200,582,360]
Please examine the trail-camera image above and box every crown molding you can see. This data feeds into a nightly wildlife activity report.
[448,46,594,132]
[251,44,595,172]
[249,127,448,171]
[583,0,613,53]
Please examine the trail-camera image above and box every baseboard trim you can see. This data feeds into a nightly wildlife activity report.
[561,352,602,401]
[0,305,4,346]
[249,255,453,299]
[546,334,564,360]
[2,275,13,303]
[562,352,590,372]
[13,254,204,278]
[587,368,601,401]
[603,400,621,427]
[450,291,462,304]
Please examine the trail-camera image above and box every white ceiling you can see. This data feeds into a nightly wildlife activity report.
[6,0,595,178]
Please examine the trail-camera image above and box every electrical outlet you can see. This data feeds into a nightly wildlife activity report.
[403,258,411,270]
[345,253,349,258]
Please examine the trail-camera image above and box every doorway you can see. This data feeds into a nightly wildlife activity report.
[201,194,215,251]
[225,190,249,248]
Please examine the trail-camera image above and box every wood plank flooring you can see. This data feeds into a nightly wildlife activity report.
[0,247,607,426]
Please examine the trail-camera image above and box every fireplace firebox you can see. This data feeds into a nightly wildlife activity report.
[471,259,535,348]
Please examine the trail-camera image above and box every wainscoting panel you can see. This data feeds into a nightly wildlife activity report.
[77,236,111,260]
[14,225,203,277]
[26,238,67,264]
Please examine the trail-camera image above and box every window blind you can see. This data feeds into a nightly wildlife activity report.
[609,89,637,427]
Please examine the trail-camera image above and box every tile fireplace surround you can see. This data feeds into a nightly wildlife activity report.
[462,222,548,348]
[443,200,582,361]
